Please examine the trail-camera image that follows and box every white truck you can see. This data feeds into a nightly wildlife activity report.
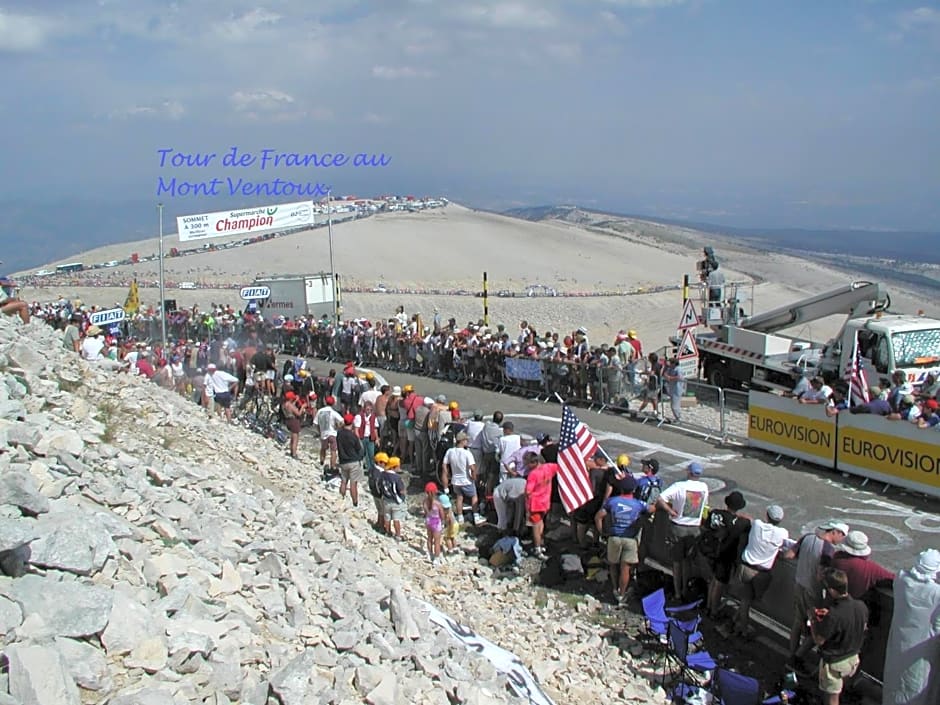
[251,273,337,321]
[690,279,940,393]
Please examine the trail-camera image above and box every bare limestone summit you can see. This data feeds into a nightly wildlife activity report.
[0,317,667,705]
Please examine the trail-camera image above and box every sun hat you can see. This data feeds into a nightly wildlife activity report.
[424,481,438,493]
[86,325,102,337]
[473,409,484,420]
[423,396,434,406]
[912,548,940,579]
[819,519,850,535]
[840,530,872,557]
[392,386,402,396]
[724,491,746,511]
[435,394,446,403]
[207,363,217,370]
[438,493,452,509]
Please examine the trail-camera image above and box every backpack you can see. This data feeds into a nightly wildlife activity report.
[367,464,382,497]
[696,509,734,559]
[635,476,662,505]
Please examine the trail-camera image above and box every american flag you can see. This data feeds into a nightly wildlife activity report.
[557,405,599,513]
[844,331,870,406]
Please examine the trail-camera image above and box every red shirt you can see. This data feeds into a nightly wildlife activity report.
[525,462,559,513]
[830,553,896,599]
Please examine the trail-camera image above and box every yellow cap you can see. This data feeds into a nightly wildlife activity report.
[374,452,389,465]
[628,330,637,338]
[403,384,414,393]
[386,456,401,469]
[448,401,459,410]
[616,453,631,469]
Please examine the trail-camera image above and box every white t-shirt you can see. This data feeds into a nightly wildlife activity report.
[443,446,476,486]
[498,434,522,480]
[80,336,105,361]
[466,419,485,446]
[742,519,790,570]
[359,388,381,408]
[659,479,709,526]
[316,407,344,439]
[204,370,238,395]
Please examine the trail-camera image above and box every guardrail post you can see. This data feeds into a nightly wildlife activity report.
[719,387,727,443]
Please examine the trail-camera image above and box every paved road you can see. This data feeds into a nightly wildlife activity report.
[315,361,940,573]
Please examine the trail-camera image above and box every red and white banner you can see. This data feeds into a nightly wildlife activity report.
[176,201,314,242]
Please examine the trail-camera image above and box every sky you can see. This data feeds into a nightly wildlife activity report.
[1,0,939,238]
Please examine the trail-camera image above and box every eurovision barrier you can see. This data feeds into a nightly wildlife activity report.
[747,391,940,499]
[746,391,837,466]
[838,413,940,498]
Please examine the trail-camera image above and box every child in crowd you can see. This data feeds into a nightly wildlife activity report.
[439,492,459,555]
[424,481,444,565]
[380,456,406,540]
[369,452,390,532]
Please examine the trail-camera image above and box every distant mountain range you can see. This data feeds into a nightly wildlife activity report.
[503,205,940,265]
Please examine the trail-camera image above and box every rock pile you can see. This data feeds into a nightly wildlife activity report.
[0,318,668,705]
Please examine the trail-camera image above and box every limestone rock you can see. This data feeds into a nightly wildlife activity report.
[0,517,39,553]
[0,471,50,516]
[54,636,112,691]
[1,573,112,638]
[6,643,81,705]
[27,510,116,575]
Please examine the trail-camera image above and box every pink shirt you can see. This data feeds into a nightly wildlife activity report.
[525,462,559,513]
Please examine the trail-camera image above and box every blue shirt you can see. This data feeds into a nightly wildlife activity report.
[603,496,647,538]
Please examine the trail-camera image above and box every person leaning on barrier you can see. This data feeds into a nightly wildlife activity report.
[848,385,891,415]
[655,461,709,601]
[799,377,833,404]
[784,519,849,670]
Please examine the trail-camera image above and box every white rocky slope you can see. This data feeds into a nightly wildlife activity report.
[0,317,667,705]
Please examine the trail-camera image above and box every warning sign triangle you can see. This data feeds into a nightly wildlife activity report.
[678,299,698,330]
[678,329,699,359]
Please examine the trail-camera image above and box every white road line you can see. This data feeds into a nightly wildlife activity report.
[508,412,738,465]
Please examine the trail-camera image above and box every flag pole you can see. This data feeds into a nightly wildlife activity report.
[158,203,167,356]
[553,393,618,468]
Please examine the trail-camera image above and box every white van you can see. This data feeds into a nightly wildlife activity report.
[178,282,197,290]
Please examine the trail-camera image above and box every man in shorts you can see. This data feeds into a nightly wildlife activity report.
[316,396,344,472]
[368,452,389,532]
[336,413,364,507]
[441,431,482,524]
[811,569,868,705]
[656,461,709,600]
[594,476,648,604]
[525,458,559,559]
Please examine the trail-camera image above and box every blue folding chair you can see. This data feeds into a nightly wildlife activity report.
[711,668,797,705]
[640,588,703,649]
[663,619,718,688]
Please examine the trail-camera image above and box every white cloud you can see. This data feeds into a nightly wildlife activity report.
[897,6,940,31]
[371,65,435,79]
[362,112,390,124]
[456,2,558,30]
[0,10,57,51]
[230,90,295,112]
[600,0,687,7]
[109,99,185,120]
[215,8,282,41]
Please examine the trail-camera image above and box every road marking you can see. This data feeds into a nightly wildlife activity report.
[508,412,738,466]
[826,498,940,535]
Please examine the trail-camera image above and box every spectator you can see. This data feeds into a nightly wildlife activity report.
[595,475,648,605]
[379,457,406,540]
[656,461,709,600]
[0,277,29,324]
[525,457,559,559]
[830,531,896,600]
[368,452,389,532]
[811,568,868,705]
[700,491,751,619]
[281,391,302,459]
[882,549,940,705]
[337,413,364,507]
[662,357,686,423]
[315,397,344,472]
[729,505,789,637]
[495,452,534,535]
[800,377,833,404]
[441,432,482,524]
[497,420,522,484]
[784,519,849,669]
[849,386,891,415]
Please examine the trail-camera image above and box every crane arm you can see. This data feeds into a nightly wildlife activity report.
[740,281,890,334]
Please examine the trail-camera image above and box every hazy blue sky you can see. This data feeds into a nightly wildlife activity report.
[2,0,938,231]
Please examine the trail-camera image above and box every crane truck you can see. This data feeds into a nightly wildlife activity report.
[685,258,940,393]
